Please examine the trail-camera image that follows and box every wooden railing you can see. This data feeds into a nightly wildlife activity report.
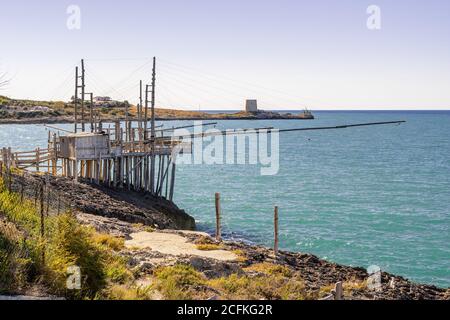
[1,147,56,172]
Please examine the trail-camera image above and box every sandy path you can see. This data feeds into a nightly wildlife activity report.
[125,231,237,261]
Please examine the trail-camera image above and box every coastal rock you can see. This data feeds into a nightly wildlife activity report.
[188,257,243,279]
[10,173,196,230]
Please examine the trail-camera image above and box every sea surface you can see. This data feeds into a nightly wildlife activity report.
[0,111,449,287]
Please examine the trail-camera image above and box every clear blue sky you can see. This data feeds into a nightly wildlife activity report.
[1,0,449,110]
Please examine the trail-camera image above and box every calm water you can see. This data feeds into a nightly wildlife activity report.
[1,111,449,287]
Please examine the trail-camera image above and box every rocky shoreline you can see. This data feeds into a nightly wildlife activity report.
[6,173,449,300]
[10,173,195,230]
[81,212,449,300]
[0,111,312,125]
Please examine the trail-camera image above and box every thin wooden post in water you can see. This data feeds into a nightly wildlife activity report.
[215,192,221,241]
[274,206,279,256]
[169,161,176,201]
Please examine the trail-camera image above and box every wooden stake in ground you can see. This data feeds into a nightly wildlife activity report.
[274,206,279,255]
[215,192,221,241]
[39,182,45,264]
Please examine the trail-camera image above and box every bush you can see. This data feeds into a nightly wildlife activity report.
[208,270,308,300]
[196,244,222,251]
[0,224,33,293]
[0,177,133,299]
[0,110,8,119]
[154,264,206,300]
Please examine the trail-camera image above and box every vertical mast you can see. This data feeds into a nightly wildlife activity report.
[89,93,94,132]
[74,66,79,133]
[151,57,156,143]
[149,57,156,194]
[144,85,149,140]
[139,80,143,140]
[81,59,86,132]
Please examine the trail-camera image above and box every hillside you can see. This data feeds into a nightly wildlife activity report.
[0,96,309,124]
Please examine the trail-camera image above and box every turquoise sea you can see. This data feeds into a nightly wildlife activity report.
[1,111,449,287]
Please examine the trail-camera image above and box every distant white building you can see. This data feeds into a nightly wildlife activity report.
[94,96,111,102]
[94,96,113,107]
[30,106,52,112]
[245,99,258,113]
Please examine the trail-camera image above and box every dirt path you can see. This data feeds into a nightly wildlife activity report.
[125,231,237,261]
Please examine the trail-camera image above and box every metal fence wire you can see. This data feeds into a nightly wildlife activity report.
[0,165,76,292]
[0,167,73,216]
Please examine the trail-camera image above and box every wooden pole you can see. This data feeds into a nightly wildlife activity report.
[36,147,40,172]
[215,192,221,241]
[144,85,149,140]
[47,131,51,173]
[40,182,45,264]
[149,57,156,194]
[151,57,156,142]
[333,282,343,300]
[169,162,176,201]
[274,206,279,255]
[138,80,143,141]
[90,93,94,132]
[81,59,85,132]
[52,133,57,175]
[74,66,78,133]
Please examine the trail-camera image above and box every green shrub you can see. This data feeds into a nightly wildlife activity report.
[154,264,206,300]
[208,272,308,300]
[0,177,133,299]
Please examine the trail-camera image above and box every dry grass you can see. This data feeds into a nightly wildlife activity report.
[196,243,222,251]
[244,262,293,277]
[231,249,247,263]
[92,233,125,252]
[0,177,134,299]
[103,284,154,300]
[153,264,207,300]
[319,279,367,299]
[208,272,308,300]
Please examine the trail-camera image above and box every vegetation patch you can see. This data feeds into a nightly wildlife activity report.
[102,284,153,300]
[153,264,207,300]
[244,262,293,277]
[0,177,134,299]
[208,272,308,300]
[196,243,222,251]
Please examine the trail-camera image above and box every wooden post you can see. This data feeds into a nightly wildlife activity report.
[47,131,51,173]
[138,80,143,142]
[57,193,61,215]
[274,206,279,256]
[39,182,45,264]
[90,93,94,132]
[74,66,78,133]
[73,159,78,182]
[52,133,57,175]
[332,282,343,300]
[36,147,40,172]
[169,161,176,201]
[150,57,156,143]
[149,57,157,195]
[215,192,221,241]
[81,59,85,132]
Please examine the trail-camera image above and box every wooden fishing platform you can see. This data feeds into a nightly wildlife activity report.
[0,57,406,204]
[0,58,191,201]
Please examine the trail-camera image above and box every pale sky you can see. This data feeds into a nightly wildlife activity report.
[1,0,449,110]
